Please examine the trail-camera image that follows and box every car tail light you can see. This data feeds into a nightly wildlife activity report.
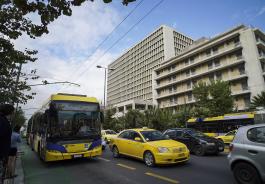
[229,144,234,152]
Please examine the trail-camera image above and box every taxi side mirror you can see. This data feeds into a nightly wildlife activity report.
[134,137,141,142]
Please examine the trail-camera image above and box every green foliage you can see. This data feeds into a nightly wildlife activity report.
[174,106,192,128]
[251,91,265,108]
[192,80,234,117]
[11,108,26,128]
[104,108,183,132]
[209,80,234,116]
[0,38,38,104]
[192,81,211,118]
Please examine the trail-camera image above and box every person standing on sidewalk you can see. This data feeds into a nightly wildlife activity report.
[0,104,14,184]
[6,126,21,178]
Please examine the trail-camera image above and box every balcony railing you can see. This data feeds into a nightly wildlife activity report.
[156,58,245,89]
[155,42,242,80]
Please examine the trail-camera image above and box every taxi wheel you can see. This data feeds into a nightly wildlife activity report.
[194,145,205,156]
[144,151,155,167]
[112,146,120,158]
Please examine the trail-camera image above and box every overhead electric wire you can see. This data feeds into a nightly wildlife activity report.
[70,0,165,85]
[59,0,144,91]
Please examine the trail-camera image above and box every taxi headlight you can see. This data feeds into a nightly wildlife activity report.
[158,147,169,153]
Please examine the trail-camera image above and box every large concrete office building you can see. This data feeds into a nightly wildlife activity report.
[107,25,193,111]
[154,25,265,111]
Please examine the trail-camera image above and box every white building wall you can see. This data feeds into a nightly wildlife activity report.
[241,28,265,98]
[162,25,175,61]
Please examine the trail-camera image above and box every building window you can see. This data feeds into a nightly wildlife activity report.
[216,72,222,80]
[206,50,211,57]
[236,53,243,60]
[187,81,191,89]
[214,60,220,67]
[187,93,192,101]
[242,82,249,91]
[213,47,218,54]
[239,66,245,75]
[191,68,196,75]
[189,57,194,64]
[234,38,240,47]
[185,60,189,66]
[208,62,213,70]
[186,70,190,77]
[173,85,177,92]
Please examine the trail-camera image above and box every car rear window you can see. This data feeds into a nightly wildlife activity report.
[247,127,265,144]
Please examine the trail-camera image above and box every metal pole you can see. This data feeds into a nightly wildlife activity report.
[104,68,107,109]
[184,97,187,128]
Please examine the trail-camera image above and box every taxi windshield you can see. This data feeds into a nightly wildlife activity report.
[105,130,117,135]
[140,130,168,141]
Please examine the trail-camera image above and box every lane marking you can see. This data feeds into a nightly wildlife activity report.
[98,157,111,162]
[117,163,136,170]
[145,172,179,184]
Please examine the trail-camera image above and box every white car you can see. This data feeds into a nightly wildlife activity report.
[228,124,265,184]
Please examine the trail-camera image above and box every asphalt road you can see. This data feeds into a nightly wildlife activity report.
[21,143,235,184]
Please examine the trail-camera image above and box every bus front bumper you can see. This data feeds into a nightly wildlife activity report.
[45,146,102,162]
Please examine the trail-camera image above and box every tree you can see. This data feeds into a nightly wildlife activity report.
[192,81,211,118]
[192,80,234,117]
[251,91,265,109]
[209,80,234,116]
[0,0,135,104]
[11,108,27,128]
[143,108,175,131]
[103,108,116,129]
[123,109,144,129]
[0,37,38,104]
[174,106,192,128]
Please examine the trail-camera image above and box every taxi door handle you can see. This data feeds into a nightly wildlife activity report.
[248,150,258,154]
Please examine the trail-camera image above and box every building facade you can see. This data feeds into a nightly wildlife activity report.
[154,25,265,111]
[107,25,193,108]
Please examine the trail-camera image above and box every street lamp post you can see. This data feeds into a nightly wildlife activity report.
[96,65,115,109]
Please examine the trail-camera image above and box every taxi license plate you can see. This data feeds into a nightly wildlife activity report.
[178,153,185,157]
[73,154,83,158]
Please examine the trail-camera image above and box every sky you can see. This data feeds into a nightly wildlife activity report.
[17,0,265,119]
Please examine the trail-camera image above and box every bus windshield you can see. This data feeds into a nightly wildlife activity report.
[50,101,101,139]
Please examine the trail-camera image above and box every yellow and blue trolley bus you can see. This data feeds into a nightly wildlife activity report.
[27,93,103,162]
[187,112,255,136]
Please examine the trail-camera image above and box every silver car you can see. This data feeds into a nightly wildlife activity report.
[228,124,265,184]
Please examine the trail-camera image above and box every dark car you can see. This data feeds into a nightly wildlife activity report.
[163,128,224,156]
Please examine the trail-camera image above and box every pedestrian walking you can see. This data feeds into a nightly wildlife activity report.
[0,104,14,184]
[6,126,21,179]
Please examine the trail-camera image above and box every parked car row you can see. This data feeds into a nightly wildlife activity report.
[104,124,265,184]
[107,127,224,167]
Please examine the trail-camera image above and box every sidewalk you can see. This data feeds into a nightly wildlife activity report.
[14,151,24,184]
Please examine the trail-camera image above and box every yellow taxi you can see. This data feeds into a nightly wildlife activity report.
[216,130,237,144]
[101,129,117,143]
[109,127,189,166]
